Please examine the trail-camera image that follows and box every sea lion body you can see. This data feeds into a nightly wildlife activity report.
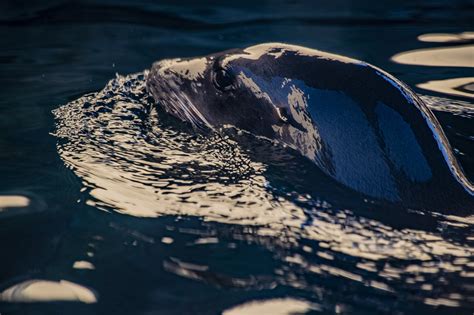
[146,43,473,213]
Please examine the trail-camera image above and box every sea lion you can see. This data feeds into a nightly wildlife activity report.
[146,43,473,213]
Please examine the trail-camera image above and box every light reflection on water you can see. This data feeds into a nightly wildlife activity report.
[418,77,473,99]
[222,298,318,314]
[391,45,473,68]
[391,32,473,99]
[417,32,474,43]
[0,280,97,304]
[52,72,474,311]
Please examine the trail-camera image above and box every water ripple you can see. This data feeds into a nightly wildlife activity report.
[53,72,474,312]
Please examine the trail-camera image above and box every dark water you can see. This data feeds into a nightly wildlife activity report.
[1,1,473,314]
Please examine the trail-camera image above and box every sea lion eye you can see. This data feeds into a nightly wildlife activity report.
[277,107,289,123]
[213,68,234,91]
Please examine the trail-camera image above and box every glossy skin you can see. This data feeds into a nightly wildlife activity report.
[146,43,474,213]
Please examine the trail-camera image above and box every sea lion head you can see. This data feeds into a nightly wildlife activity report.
[145,43,333,148]
[146,43,474,211]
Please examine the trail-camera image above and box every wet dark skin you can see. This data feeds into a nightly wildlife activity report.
[147,43,474,214]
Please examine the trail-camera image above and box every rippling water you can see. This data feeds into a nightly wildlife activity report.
[48,70,474,313]
[1,1,473,314]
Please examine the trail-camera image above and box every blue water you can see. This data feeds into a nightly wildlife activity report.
[1,1,473,314]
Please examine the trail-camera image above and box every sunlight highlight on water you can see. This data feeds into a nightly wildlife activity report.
[52,72,474,311]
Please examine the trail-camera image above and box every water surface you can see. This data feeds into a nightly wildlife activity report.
[0,1,473,314]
